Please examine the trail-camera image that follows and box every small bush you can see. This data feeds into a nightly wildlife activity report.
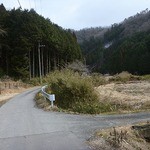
[91,73,107,87]
[35,92,50,108]
[35,70,125,114]
[107,127,128,148]
[46,69,101,114]
[109,71,141,82]
[29,77,41,86]
[0,69,5,78]
[141,75,150,81]
[66,60,89,74]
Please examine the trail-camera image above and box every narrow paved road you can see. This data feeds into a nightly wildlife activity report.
[0,88,150,150]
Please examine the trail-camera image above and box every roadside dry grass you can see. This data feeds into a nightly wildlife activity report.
[108,71,141,83]
[88,122,150,150]
[34,71,150,114]
[35,80,150,114]
[96,81,150,112]
[0,84,32,107]
[0,88,26,106]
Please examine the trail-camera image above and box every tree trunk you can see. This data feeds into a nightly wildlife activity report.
[46,50,49,74]
[54,53,57,70]
[48,51,51,73]
[6,49,9,75]
[41,48,44,76]
[32,48,35,78]
[38,43,42,84]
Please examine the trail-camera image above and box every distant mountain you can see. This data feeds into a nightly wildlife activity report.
[121,8,150,36]
[103,8,150,43]
[76,9,150,75]
[75,8,150,43]
[75,27,108,43]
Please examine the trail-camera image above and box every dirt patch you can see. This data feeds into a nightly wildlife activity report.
[95,81,150,112]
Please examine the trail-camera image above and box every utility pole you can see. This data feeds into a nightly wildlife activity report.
[41,48,44,76]
[29,50,31,80]
[38,41,45,84]
[38,42,42,84]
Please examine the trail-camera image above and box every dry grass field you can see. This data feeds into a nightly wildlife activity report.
[96,81,150,112]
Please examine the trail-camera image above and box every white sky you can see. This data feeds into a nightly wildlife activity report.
[1,0,150,30]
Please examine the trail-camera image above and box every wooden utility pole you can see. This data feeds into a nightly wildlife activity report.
[38,42,42,84]
[29,50,31,80]
[38,41,45,84]
[41,48,44,76]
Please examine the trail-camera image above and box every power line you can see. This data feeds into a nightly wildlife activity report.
[40,0,42,15]
[17,0,22,9]
[34,0,37,11]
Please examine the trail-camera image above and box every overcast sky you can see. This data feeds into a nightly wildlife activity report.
[1,0,150,30]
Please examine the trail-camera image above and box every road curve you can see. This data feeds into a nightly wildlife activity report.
[0,87,150,150]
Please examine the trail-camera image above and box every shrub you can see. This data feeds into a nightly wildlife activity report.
[66,60,89,74]
[109,71,141,82]
[91,73,107,87]
[35,92,50,108]
[141,75,150,81]
[46,69,100,114]
[0,69,5,77]
[28,77,41,86]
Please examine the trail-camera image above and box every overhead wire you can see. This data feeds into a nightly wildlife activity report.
[40,0,43,16]
[34,0,37,11]
[17,0,22,9]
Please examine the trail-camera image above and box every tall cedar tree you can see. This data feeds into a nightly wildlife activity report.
[0,4,82,79]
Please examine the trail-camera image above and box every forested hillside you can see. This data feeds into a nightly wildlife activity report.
[75,27,108,43]
[0,4,81,79]
[76,9,150,75]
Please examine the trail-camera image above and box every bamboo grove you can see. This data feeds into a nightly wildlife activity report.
[0,4,82,79]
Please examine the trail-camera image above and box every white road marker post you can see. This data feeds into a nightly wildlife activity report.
[49,94,55,107]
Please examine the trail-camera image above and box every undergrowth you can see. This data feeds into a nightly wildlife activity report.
[35,69,113,114]
[89,122,150,150]
[34,70,150,114]
[45,70,101,114]
[142,75,150,81]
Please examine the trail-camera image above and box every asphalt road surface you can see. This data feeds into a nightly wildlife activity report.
[0,87,150,150]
